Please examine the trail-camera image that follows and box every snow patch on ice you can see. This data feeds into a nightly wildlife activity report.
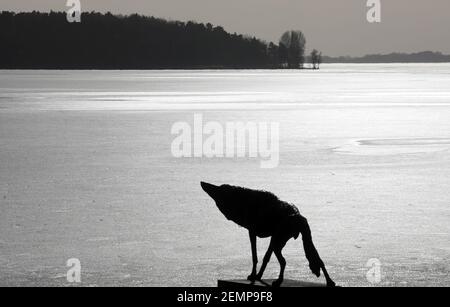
[334,138,450,156]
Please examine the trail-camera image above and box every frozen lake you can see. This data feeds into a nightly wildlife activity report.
[0,64,449,286]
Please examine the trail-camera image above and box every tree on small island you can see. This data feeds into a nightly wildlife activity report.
[310,49,323,69]
[279,30,306,69]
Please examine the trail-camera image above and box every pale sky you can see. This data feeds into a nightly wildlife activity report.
[2,0,450,56]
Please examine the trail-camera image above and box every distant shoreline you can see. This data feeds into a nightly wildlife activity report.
[1,62,450,71]
[323,51,450,64]
[2,11,450,70]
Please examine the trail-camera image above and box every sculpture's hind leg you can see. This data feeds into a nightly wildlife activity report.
[321,265,336,287]
[255,239,274,280]
[272,235,289,287]
[247,231,259,282]
[255,235,290,286]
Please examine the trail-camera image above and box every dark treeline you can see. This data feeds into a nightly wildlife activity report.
[0,11,293,69]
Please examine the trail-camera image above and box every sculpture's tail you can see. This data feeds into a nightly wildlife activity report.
[299,216,323,277]
[299,216,336,287]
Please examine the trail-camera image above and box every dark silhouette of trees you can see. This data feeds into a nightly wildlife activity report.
[310,49,322,69]
[278,43,288,68]
[279,31,306,69]
[0,11,321,70]
[0,11,272,69]
[267,42,280,68]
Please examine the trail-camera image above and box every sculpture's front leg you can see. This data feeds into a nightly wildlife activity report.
[247,231,259,281]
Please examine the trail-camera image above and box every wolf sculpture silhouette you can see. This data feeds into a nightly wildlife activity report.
[201,182,336,287]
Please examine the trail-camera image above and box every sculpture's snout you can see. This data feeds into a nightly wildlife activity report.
[201,182,221,200]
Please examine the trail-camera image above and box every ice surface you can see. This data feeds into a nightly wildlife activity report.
[0,64,449,286]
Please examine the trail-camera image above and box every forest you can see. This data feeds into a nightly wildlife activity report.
[0,11,317,69]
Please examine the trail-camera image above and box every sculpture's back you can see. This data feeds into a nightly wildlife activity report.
[201,182,302,238]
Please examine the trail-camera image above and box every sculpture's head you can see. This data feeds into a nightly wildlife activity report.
[201,181,233,218]
[201,182,252,223]
[201,182,223,203]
